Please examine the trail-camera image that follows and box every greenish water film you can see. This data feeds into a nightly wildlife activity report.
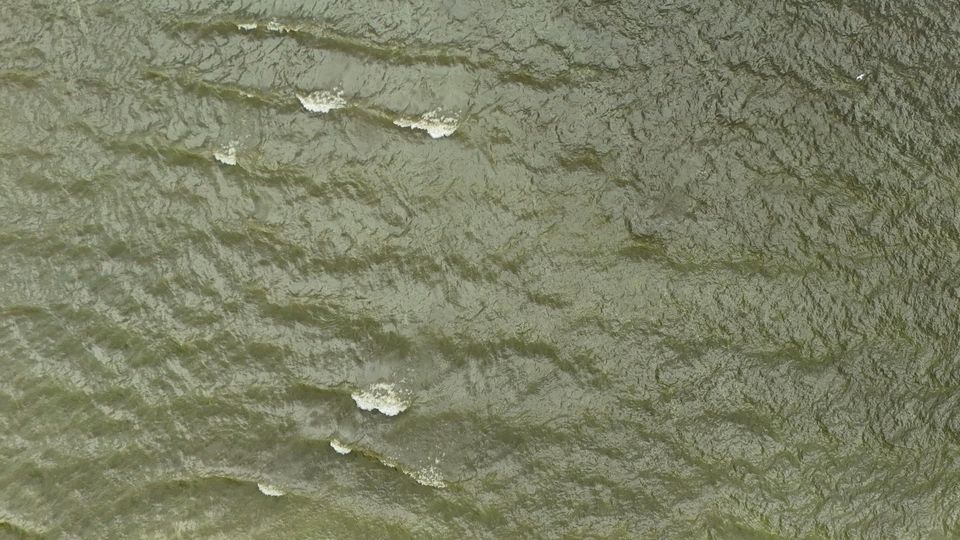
[2,0,960,537]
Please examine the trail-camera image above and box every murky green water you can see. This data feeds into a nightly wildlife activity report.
[3,0,960,537]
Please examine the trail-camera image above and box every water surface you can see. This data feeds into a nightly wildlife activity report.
[2,0,960,537]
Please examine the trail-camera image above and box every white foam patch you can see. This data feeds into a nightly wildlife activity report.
[237,23,257,31]
[366,454,446,489]
[351,383,409,416]
[213,145,237,165]
[257,483,284,497]
[393,109,459,138]
[266,19,296,33]
[330,439,351,455]
[297,90,347,114]
[409,466,446,488]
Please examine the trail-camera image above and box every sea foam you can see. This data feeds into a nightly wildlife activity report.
[408,466,446,488]
[297,90,347,113]
[351,383,409,416]
[213,144,237,165]
[257,483,284,497]
[393,109,459,138]
[266,19,296,33]
[330,439,351,455]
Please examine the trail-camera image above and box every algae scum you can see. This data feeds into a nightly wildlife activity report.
[2,0,960,537]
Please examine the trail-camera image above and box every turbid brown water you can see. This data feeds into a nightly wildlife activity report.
[3,0,960,538]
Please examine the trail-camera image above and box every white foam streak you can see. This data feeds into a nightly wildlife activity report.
[393,109,459,138]
[351,383,409,416]
[409,466,446,488]
[297,90,347,113]
[266,20,296,33]
[257,483,284,497]
[213,145,237,165]
[330,439,351,455]
[237,23,257,31]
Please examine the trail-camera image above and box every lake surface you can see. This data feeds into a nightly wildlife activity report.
[2,0,960,537]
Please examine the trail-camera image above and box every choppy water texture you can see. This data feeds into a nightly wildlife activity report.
[3,0,960,538]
